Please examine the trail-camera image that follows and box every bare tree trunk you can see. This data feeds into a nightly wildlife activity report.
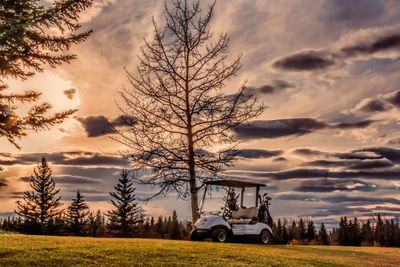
[189,160,199,223]
[183,2,200,223]
[186,104,199,223]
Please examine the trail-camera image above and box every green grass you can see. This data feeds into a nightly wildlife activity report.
[0,234,399,266]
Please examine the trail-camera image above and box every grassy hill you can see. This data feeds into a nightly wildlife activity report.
[0,234,399,266]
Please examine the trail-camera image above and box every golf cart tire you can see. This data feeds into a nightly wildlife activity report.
[190,230,205,241]
[211,227,229,243]
[259,229,271,244]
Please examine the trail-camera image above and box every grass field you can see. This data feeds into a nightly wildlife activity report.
[1,234,400,266]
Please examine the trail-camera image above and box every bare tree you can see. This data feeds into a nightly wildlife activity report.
[115,0,265,223]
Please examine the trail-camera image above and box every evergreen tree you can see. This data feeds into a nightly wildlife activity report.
[168,211,181,240]
[318,223,329,245]
[306,220,316,242]
[0,0,93,80]
[282,221,289,244]
[375,214,385,246]
[338,217,348,245]
[288,220,296,241]
[15,157,63,234]
[165,216,172,238]
[0,0,93,148]
[67,190,89,236]
[349,218,361,246]
[272,220,280,244]
[298,218,307,241]
[394,219,400,247]
[361,220,374,246]
[88,210,106,237]
[107,169,144,237]
[154,216,163,238]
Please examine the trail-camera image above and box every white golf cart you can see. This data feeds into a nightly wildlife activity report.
[190,179,273,244]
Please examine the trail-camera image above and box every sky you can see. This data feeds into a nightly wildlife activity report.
[1,0,400,225]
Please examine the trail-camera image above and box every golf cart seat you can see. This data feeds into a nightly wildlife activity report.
[229,207,257,224]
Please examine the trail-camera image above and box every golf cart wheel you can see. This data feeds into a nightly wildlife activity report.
[190,230,205,241]
[211,227,228,243]
[259,230,271,244]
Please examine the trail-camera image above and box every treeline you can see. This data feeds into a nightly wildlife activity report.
[271,218,328,245]
[270,216,400,247]
[0,158,189,239]
[0,211,190,240]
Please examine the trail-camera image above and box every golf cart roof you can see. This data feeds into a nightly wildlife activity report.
[204,179,266,188]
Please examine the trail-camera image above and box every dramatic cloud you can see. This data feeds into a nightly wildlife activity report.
[333,151,383,161]
[354,99,391,113]
[303,159,393,170]
[235,118,375,140]
[234,118,326,140]
[230,167,400,180]
[277,194,400,206]
[293,179,377,193]
[323,195,400,206]
[243,80,294,95]
[77,116,116,137]
[357,147,400,164]
[110,115,136,127]
[272,24,400,72]
[0,151,128,167]
[0,179,7,188]
[77,115,136,137]
[340,33,400,57]
[236,149,283,159]
[292,148,384,160]
[292,148,326,157]
[63,88,77,100]
[385,90,400,107]
[273,50,336,71]
[333,119,375,129]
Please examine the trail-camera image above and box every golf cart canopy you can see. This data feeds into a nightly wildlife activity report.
[204,179,266,188]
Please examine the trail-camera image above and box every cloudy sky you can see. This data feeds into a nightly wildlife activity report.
[1,0,400,224]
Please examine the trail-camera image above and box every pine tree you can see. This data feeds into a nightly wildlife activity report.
[0,0,92,148]
[272,219,283,244]
[306,220,316,242]
[282,221,289,244]
[375,214,385,246]
[154,216,163,238]
[107,169,144,237]
[0,0,93,80]
[318,223,329,245]
[361,220,374,246]
[349,218,361,246]
[67,190,89,236]
[150,217,155,228]
[288,220,296,241]
[298,218,307,241]
[88,210,106,237]
[15,157,63,234]
[168,210,181,240]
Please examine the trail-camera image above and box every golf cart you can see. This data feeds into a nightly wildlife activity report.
[190,179,273,244]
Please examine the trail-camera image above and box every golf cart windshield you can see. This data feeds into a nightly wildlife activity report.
[199,179,267,215]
